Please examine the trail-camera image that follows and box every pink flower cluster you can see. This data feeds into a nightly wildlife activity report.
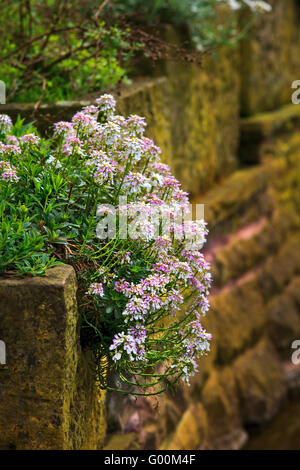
[0,160,19,182]
[109,324,147,362]
[0,142,21,157]
[19,134,40,145]
[88,282,104,297]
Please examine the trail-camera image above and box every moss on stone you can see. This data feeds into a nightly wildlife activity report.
[0,266,106,450]
[240,105,300,163]
[158,26,240,193]
[201,367,244,449]
[213,208,298,288]
[267,282,300,359]
[232,338,287,426]
[258,235,300,300]
[241,105,300,139]
[288,277,300,311]
[240,0,300,116]
[103,433,140,450]
[165,403,208,450]
[198,166,271,236]
[211,279,266,365]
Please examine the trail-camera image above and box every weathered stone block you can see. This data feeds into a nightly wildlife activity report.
[212,279,266,364]
[267,278,300,358]
[240,104,300,163]
[232,338,287,426]
[0,266,106,449]
[201,368,247,449]
[258,235,300,300]
[159,26,240,193]
[288,277,300,311]
[103,433,140,450]
[199,166,271,236]
[165,403,208,450]
[245,396,300,450]
[212,207,297,288]
[240,0,300,116]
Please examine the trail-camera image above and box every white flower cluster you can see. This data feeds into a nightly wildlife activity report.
[224,0,272,12]
[0,115,12,134]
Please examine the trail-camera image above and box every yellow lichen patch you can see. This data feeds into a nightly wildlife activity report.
[200,367,246,449]
[240,0,300,115]
[103,433,140,450]
[0,266,106,450]
[267,278,300,358]
[165,403,208,450]
[211,278,266,364]
[198,166,271,234]
[241,104,300,139]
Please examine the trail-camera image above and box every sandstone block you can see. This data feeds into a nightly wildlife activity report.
[232,338,286,426]
[0,266,106,449]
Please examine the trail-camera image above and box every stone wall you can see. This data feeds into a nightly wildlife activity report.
[103,2,300,450]
[161,124,300,450]
[1,1,300,450]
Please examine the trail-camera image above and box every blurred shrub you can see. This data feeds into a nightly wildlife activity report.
[111,0,271,51]
[0,0,140,103]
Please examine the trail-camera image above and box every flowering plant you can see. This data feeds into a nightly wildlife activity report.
[0,96,211,395]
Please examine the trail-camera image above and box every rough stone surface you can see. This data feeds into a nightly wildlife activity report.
[240,104,300,163]
[199,166,272,235]
[0,266,106,450]
[164,403,208,450]
[157,26,240,193]
[240,0,300,116]
[110,122,300,450]
[201,367,243,448]
[232,339,287,427]
[211,279,266,364]
[104,433,140,450]
[258,236,300,300]
[267,280,300,358]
